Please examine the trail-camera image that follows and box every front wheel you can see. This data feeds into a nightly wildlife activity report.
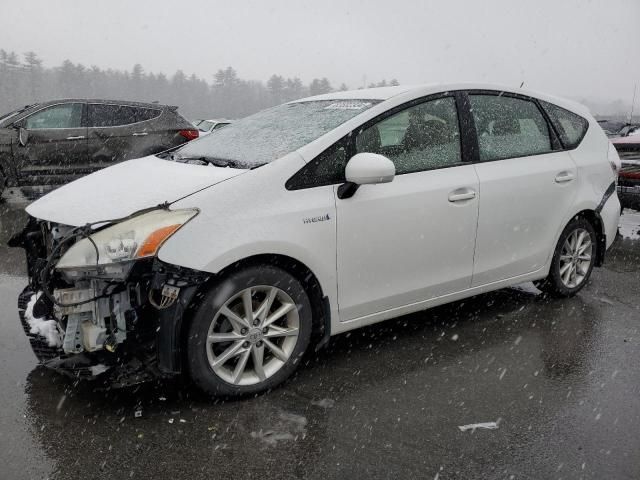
[186,265,312,397]
[537,217,597,297]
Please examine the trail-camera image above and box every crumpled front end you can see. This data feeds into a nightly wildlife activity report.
[11,209,208,386]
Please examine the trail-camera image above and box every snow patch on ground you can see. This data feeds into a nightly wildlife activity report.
[24,292,62,348]
[619,210,640,240]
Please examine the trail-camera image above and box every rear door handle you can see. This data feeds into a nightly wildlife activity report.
[132,132,148,136]
[555,171,575,183]
[66,135,85,140]
[448,188,476,202]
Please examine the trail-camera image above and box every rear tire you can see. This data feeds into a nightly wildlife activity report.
[537,217,597,297]
[186,265,312,397]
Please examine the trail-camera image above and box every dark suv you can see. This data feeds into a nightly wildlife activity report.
[0,99,198,199]
[612,134,640,210]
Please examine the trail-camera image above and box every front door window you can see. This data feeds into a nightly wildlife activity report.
[25,103,83,129]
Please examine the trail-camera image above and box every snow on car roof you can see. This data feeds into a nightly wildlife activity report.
[292,83,589,116]
[293,85,418,102]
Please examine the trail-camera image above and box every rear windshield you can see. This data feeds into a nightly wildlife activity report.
[173,100,379,168]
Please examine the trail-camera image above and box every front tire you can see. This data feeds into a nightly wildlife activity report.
[186,265,312,397]
[537,217,597,297]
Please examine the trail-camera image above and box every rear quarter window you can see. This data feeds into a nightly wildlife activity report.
[540,101,588,149]
[134,107,162,122]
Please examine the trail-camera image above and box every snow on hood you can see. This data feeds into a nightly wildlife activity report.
[26,156,246,226]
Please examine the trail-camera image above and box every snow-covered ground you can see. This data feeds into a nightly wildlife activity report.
[620,209,640,240]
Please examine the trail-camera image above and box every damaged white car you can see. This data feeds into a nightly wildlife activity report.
[11,84,621,396]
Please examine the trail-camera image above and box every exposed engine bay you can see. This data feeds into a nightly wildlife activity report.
[11,208,209,386]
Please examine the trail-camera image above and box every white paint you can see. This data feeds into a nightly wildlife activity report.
[471,151,578,286]
[334,164,479,321]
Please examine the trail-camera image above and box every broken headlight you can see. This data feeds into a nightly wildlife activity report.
[56,208,198,280]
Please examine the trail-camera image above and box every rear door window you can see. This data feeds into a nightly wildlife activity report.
[469,94,552,161]
[540,101,588,149]
[88,104,138,127]
[24,103,84,129]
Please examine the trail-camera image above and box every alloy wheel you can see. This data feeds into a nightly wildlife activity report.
[206,286,300,386]
[559,228,593,289]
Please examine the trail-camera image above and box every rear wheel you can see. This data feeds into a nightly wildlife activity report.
[537,217,597,297]
[186,265,312,397]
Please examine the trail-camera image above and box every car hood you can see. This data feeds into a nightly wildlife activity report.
[612,135,640,146]
[26,156,246,226]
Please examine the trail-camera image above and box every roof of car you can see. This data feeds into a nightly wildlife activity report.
[292,83,588,115]
[293,85,418,102]
[35,99,170,109]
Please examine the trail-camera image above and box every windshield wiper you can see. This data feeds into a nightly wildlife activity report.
[174,155,244,169]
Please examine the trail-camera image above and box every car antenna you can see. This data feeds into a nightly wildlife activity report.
[519,81,525,88]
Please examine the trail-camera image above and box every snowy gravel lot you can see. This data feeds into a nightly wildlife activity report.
[1,205,639,480]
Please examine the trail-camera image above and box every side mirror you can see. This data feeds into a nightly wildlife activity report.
[338,153,395,199]
[18,127,28,147]
[345,153,395,185]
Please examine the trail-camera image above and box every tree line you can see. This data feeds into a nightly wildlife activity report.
[0,49,399,120]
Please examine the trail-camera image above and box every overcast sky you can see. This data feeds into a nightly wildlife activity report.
[1,0,639,105]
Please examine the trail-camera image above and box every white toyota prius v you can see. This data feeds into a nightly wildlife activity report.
[12,83,621,396]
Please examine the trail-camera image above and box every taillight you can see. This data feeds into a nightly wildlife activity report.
[620,168,640,180]
[179,129,199,140]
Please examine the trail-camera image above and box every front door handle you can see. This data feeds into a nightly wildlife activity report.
[66,135,85,140]
[555,171,575,183]
[132,132,148,136]
[448,188,476,202]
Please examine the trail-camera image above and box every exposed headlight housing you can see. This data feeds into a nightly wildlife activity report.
[56,208,198,279]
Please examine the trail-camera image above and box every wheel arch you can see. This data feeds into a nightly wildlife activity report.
[559,208,606,267]
[575,209,606,266]
[168,253,332,375]
[213,253,331,347]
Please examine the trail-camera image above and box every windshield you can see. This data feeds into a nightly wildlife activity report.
[173,100,379,168]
